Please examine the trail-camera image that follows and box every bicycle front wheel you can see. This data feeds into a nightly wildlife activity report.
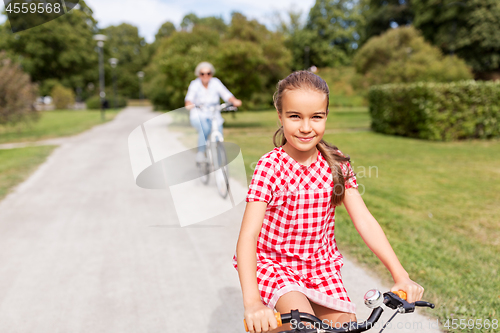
[213,141,230,198]
[198,150,210,185]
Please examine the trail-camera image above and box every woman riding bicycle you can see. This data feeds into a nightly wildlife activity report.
[184,62,242,163]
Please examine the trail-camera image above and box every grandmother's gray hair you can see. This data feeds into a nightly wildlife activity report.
[194,62,216,76]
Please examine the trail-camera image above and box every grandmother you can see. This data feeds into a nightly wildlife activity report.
[185,62,242,163]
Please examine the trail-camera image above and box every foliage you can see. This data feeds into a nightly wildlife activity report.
[363,0,413,42]
[368,80,500,141]
[362,0,500,75]
[145,13,291,110]
[149,21,177,57]
[155,21,176,41]
[0,0,98,96]
[85,95,127,109]
[304,0,367,67]
[412,0,500,75]
[102,23,150,99]
[51,84,75,110]
[275,8,324,70]
[0,51,38,126]
[180,13,227,34]
[316,67,366,107]
[353,26,472,88]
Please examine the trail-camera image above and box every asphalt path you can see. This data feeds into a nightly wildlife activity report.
[0,106,441,333]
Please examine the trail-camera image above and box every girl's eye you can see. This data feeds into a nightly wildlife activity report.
[290,115,300,118]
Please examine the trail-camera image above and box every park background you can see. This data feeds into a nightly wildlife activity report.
[0,1,499,332]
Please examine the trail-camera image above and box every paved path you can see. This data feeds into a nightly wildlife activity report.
[0,106,440,333]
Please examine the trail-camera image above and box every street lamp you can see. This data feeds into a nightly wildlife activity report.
[93,34,107,120]
[109,58,119,109]
[137,71,145,100]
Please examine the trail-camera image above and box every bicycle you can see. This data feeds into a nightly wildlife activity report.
[244,290,435,333]
[194,102,237,199]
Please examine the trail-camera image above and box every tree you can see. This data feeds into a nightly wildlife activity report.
[305,0,368,67]
[353,26,473,87]
[363,0,414,41]
[103,23,150,99]
[180,13,227,34]
[412,0,500,76]
[155,21,176,41]
[144,12,291,110]
[144,26,220,109]
[0,51,38,125]
[0,0,98,96]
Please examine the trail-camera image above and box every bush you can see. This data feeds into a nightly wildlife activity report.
[51,84,75,109]
[353,26,473,88]
[316,67,366,107]
[368,80,500,141]
[85,95,127,109]
[0,51,38,125]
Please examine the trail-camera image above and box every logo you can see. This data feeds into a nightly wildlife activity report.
[128,107,248,227]
[3,0,79,33]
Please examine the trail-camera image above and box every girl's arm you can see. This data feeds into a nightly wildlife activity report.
[343,188,424,303]
[236,201,278,333]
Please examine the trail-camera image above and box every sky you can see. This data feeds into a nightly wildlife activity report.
[1,0,316,43]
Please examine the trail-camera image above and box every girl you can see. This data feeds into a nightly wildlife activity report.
[233,71,424,333]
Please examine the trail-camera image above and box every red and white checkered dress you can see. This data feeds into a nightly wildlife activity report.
[233,146,358,314]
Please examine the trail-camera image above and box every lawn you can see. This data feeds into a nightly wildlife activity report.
[0,146,58,201]
[222,108,500,333]
[0,109,120,144]
[0,109,120,200]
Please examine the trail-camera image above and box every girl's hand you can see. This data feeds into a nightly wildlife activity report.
[244,301,278,333]
[391,277,424,303]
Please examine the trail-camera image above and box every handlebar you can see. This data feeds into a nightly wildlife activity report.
[244,290,434,333]
[193,102,237,113]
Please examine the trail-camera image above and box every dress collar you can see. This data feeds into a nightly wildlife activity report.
[278,146,322,169]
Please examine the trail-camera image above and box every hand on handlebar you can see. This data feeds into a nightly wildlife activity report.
[229,97,242,107]
[391,277,424,303]
[244,302,279,333]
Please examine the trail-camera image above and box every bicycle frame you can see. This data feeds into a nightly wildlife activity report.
[194,103,236,199]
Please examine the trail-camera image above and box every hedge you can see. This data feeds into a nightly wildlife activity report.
[85,95,128,110]
[368,80,500,141]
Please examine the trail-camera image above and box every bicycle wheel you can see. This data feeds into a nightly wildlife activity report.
[198,150,210,185]
[213,141,230,198]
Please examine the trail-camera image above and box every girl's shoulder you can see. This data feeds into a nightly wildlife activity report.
[257,146,287,166]
[255,147,282,171]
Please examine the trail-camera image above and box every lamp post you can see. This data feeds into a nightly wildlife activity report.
[137,71,145,100]
[93,34,107,120]
[109,58,119,109]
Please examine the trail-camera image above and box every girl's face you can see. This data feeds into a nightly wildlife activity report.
[278,88,328,154]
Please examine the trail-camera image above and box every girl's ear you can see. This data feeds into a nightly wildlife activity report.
[277,111,282,125]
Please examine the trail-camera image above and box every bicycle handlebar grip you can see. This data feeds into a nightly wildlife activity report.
[393,290,407,300]
[244,312,282,332]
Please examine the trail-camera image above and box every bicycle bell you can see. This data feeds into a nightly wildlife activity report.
[364,289,384,309]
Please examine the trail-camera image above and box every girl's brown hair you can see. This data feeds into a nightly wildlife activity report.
[273,70,354,206]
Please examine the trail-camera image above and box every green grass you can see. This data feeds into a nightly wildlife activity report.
[222,108,500,333]
[0,109,120,144]
[0,146,58,201]
[0,109,121,201]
